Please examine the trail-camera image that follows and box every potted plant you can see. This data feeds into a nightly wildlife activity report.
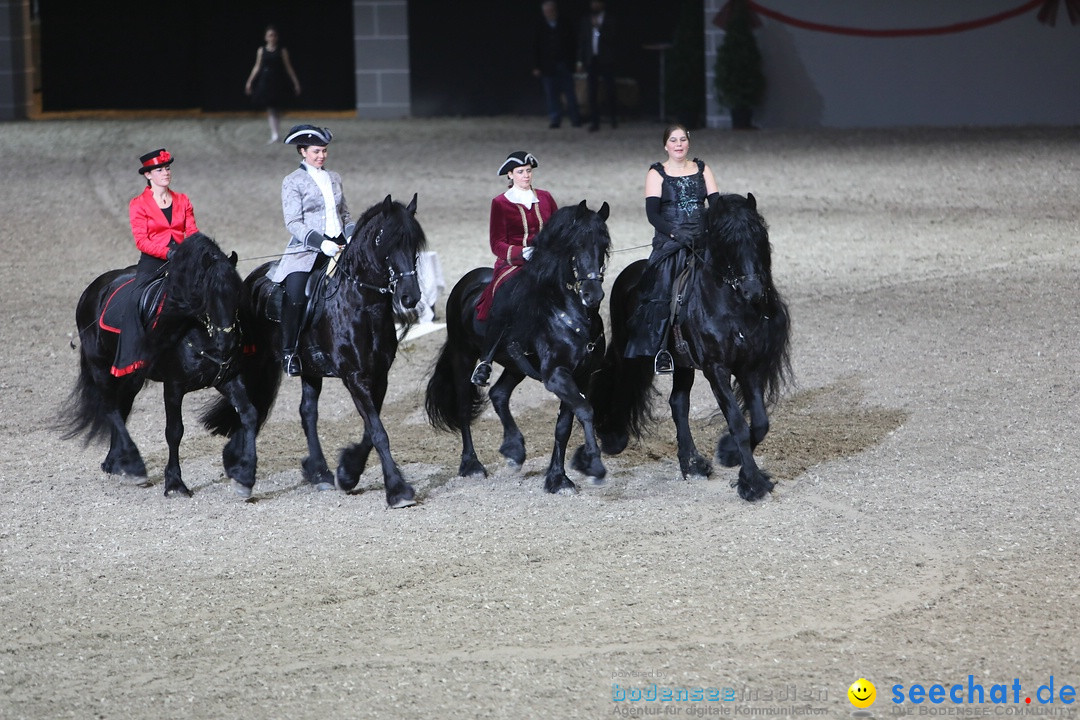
[713,0,765,129]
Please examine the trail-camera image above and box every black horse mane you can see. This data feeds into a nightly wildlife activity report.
[342,195,428,274]
[705,193,773,280]
[150,232,243,336]
[705,192,790,405]
[492,202,611,335]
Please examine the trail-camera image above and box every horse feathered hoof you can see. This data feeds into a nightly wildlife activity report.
[716,433,740,467]
[681,453,713,479]
[164,484,192,498]
[545,473,578,495]
[735,468,774,501]
[458,455,488,478]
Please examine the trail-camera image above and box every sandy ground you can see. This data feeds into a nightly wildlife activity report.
[1,117,1078,719]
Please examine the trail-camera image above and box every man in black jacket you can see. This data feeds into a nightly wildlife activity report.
[534,1,581,129]
[578,0,619,131]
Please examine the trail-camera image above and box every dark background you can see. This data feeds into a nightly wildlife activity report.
[40,0,691,118]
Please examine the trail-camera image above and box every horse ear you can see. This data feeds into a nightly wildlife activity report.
[598,201,610,221]
[709,194,725,223]
[228,251,238,267]
[746,192,756,210]
[576,199,588,214]
[406,193,418,214]
[382,194,393,211]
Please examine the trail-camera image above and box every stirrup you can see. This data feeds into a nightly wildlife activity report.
[470,361,492,387]
[653,350,674,375]
[283,352,302,377]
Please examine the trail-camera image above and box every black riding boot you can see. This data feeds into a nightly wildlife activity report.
[281,300,304,376]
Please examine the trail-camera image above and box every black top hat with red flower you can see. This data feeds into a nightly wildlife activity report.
[138,148,174,174]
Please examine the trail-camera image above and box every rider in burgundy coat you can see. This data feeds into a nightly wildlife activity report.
[471,151,557,386]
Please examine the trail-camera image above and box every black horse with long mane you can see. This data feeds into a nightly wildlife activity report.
[425,200,611,495]
[587,193,791,501]
[59,232,263,497]
[204,194,426,508]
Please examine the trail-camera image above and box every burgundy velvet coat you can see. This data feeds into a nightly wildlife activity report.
[476,188,557,320]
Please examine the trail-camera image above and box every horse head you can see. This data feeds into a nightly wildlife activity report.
[706,192,770,307]
[153,233,245,362]
[568,200,610,310]
[342,193,427,311]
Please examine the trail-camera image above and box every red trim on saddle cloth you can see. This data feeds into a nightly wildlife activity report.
[99,277,136,334]
[110,359,146,378]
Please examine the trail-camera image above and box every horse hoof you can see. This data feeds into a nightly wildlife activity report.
[505,458,522,471]
[555,485,579,496]
[231,480,253,499]
[683,456,713,479]
[314,481,335,492]
[388,496,417,509]
[587,475,605,487]
[458,458,489,478]
[164,485,192,498]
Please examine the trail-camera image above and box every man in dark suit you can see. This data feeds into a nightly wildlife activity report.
[578,0,618,131]
[534,1,581,129]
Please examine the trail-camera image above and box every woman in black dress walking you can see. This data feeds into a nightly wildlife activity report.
[245,25,301,144]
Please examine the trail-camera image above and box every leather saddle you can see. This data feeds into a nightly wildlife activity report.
[99,271,168,334]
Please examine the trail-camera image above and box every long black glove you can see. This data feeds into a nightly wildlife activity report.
[645,196,675,237]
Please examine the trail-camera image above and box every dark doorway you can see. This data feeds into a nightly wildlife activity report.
[39,0,354,112]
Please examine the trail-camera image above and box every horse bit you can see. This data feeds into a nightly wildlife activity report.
[188,313,241,386]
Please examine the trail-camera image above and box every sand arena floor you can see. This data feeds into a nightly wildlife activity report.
[0,117,1077,718]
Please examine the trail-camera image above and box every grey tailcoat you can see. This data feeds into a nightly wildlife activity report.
[268,164,355,282]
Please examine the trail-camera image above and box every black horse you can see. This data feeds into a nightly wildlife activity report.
[205,194,426,508]
[425,200,611,495]
[588,193,791,501]
[59,232,262,498]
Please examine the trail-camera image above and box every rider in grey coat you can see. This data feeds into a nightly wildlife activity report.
[270,124,355,375]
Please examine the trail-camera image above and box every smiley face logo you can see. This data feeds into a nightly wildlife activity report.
[848,678,876,708]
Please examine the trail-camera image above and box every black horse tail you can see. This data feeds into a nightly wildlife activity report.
[591,261,658,454]
[591,341,657,455]
[425,340,483,433]
[56,352,114,445]
[200,347,282,436]
[762,289,793,406]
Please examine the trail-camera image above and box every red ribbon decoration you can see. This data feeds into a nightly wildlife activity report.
[141,150,172,168]
[716,0,1075,36]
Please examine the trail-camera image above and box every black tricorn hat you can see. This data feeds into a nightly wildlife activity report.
[284,124,333,146]
[498,150,538,176]
[138,148,173,174]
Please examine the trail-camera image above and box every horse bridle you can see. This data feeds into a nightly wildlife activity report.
[335,227,419,296]
[721,269,764,290]
[186,312,241,386]
[566,254,606,297]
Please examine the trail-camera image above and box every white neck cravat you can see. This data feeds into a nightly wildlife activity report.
[304,162,343,237]
[505,186,538,207]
